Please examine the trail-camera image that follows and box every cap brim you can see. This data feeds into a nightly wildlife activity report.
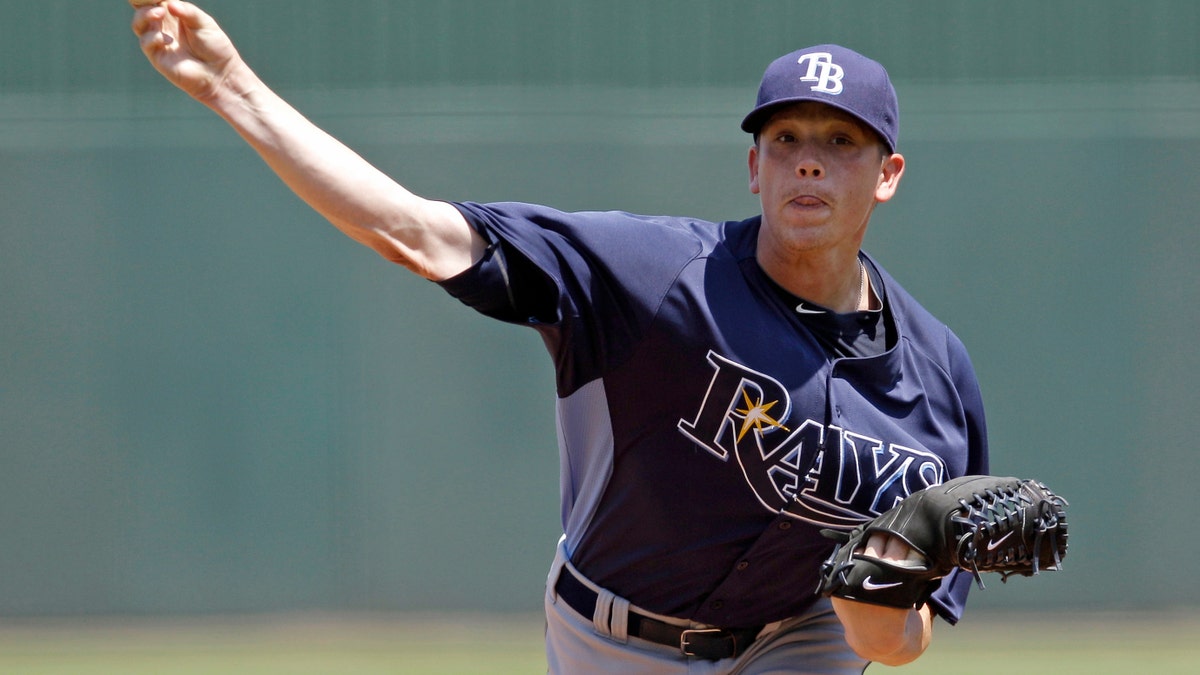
[740,97,894,153]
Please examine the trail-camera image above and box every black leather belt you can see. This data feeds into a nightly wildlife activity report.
[554,565,761,660]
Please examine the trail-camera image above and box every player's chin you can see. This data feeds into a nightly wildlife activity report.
[769,219,835,250]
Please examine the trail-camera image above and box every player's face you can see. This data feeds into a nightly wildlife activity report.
[749,102,904,259]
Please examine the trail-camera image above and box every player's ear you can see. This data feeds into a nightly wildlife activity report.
[874,152,904,203]
[748,143,761,195]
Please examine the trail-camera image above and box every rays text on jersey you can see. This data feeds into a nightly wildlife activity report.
[678,350,948,528]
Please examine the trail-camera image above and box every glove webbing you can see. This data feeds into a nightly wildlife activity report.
[953,482,1068,589]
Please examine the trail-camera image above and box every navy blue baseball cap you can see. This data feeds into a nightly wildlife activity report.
[741,45,899,153]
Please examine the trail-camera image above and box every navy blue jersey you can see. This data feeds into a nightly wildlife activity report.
[439,201,989,628]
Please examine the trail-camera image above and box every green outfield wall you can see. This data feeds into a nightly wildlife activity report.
[1,0,1197,616]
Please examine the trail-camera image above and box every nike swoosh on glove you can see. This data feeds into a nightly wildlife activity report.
[816,475,1068,609]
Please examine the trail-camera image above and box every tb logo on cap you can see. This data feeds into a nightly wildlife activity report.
[797,52,844,95]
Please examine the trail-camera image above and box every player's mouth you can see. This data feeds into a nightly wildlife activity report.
[790,194,829,208]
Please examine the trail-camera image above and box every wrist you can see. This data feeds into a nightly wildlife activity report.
[200,58,261,112]
[832,598,932,666]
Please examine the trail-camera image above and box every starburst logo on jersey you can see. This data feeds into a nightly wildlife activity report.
[734,391,789,442]
[677,351,946,528]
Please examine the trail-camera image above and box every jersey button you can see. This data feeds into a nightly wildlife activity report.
[736,561,750,571]
[710,600,724,611]
[778,522,792,531]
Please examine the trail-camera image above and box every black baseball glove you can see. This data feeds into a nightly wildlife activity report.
[817,475,1068,609]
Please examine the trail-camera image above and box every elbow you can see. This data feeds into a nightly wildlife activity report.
[345,227,431,277]
[335,199,479,281]
[357,219,480,281]
[368,238,422,272]
[366,237,468,281]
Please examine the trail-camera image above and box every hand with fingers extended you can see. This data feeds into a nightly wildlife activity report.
[130,1,244,103]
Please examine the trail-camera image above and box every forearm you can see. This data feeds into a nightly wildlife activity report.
[201,62,477,279]
[133,2,483,278]
[832,598,932,666]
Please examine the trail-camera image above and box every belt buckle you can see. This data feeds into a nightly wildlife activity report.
[679,627,726,659]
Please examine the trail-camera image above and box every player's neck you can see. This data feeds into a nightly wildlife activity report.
[758,249,867,313]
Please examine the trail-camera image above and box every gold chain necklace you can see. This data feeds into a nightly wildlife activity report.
[857,259,867,310]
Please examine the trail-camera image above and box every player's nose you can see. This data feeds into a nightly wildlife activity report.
[795,155,824,179]
[790,139,826,178]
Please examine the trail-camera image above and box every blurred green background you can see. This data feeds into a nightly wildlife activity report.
[1,0,1197,624]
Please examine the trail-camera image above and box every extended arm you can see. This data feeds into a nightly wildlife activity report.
[130,1,484,280]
